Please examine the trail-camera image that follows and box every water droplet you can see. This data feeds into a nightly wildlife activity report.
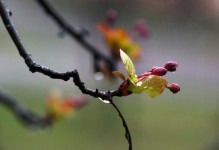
[98,97,110,104]
[94,72,104,80]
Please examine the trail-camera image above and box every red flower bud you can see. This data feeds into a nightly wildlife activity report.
[65,96,88,109]
[151,67,167,76]
[167,83,180,94]
[106,9,117,26]
[164,61,178,72]
[118,80,133,96]
[132,21,150,38]
[148,66,158,73]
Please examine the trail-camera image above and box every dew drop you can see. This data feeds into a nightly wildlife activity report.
[94,72,104,80]
[98,97,110,104]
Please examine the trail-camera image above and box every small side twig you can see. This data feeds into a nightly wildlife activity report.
[110,99,132,150]
[0,90,51,129]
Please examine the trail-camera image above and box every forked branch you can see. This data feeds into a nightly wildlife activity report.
[0,0,132,149]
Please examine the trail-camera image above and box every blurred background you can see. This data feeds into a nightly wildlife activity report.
[1,0,219,150]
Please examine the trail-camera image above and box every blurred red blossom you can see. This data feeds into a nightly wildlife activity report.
[46,90,88,122]
[97,9,150,61]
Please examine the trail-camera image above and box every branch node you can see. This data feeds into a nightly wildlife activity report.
[95,89,99,94]
[5,7,12,16]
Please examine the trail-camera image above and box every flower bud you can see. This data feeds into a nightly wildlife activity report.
[65,96,88,109]
[151,67,167,76]
[118,80,133,96]
[167,83,180,94]
[106,9,117,26]
[132,20,150,38]
[148,66,158,73]
[164,61,178,72]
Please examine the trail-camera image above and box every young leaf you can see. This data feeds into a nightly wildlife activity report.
[128,82,142,93]
[142,75,167,98]
[120,49,136,78]
[129,75,138,85]
[112,71,126,81]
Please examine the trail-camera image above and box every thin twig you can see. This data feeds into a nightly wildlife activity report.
[110,99,132,150]
[35,0,116,71]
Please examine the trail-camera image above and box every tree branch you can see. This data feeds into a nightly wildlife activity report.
[0,1,132,149]
[0,0,122,101]
[35,0,116,72]
[0,90,51,129]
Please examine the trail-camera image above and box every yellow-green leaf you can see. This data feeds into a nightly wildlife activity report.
[112,71,126,81]
[128,83,141,93]
[142,75,167,98]
[120,49,136,78]
[129,75,138,84]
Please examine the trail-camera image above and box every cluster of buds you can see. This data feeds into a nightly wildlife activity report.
[141,61,180,94]
[46,90,88,122]
[97,9,150,61]
[114,50,180,98]
[150,61,180,94]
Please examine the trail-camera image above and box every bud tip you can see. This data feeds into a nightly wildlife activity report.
[167,83,180,94]
[151,67,167,76]
[164,61,178,72]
